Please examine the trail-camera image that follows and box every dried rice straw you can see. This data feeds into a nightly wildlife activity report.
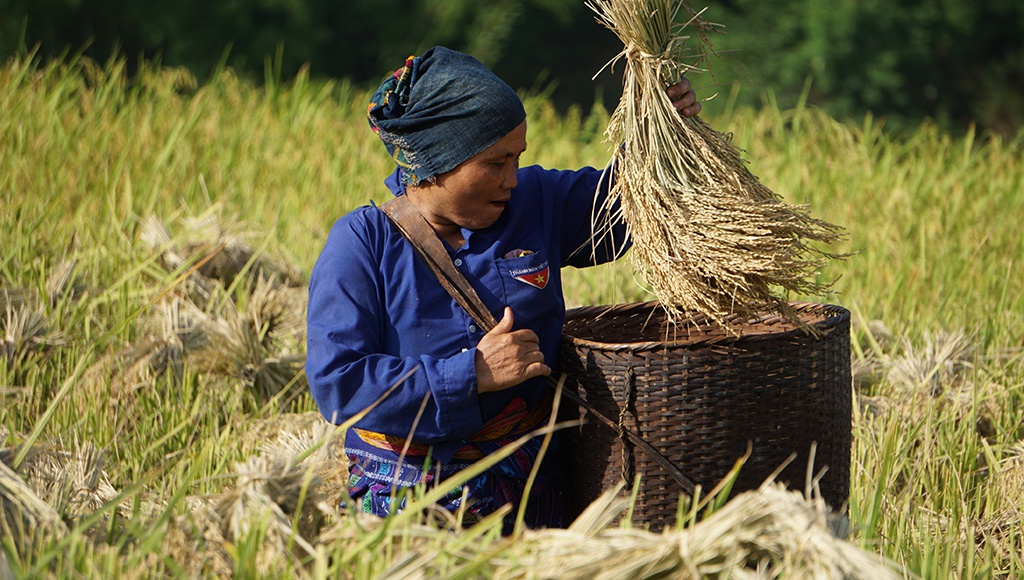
[590,0,844,325]
[378,483,900,579]
[1,457,68,554]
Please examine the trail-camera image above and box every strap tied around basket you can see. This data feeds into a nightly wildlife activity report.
[617,366,637,489]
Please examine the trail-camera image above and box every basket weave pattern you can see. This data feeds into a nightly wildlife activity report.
[558,301,852,530]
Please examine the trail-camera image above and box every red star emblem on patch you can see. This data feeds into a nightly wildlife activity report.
[514,267,549,289]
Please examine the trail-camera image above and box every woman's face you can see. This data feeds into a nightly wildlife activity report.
[406,121,527,245]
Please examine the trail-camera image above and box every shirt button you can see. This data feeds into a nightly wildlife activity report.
[469,325,477,333]
[454,258,463,267]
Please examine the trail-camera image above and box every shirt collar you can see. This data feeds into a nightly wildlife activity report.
[385,168,407,196]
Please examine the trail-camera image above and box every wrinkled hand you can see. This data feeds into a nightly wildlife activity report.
[475,307,551,393]
[667,76,701,117]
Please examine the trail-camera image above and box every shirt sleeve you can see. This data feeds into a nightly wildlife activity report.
[525,164,630,268]
[305,210,484,442]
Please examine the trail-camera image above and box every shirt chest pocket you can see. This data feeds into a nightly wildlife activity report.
[495,251,558,319]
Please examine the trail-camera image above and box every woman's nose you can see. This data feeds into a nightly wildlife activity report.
[502,165,518,189]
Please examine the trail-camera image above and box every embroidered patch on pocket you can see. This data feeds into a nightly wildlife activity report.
[509,261,549,289]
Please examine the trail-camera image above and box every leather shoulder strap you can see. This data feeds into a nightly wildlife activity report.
[380,195,498,331]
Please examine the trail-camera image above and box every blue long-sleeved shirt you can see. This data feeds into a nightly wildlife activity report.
[306,164,627,463]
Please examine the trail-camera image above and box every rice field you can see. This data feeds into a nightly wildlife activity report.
[2,53,1023,578]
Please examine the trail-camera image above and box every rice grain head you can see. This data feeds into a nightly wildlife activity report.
[45,258,82,306]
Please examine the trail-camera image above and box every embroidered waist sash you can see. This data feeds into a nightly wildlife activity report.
[352,393,552,461]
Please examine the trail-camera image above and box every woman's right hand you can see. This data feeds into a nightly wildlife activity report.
[668,76,701,117]
[475,307,551,392]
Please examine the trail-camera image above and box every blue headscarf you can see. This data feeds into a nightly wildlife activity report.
[367,47,526,186]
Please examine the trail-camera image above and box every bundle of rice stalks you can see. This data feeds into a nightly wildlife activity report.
[79,298,201,412]
[189,277,306,399]
[15,442,118,521]
[215,455,321,559]
[160,496,235,578]
[140,205,303,293]
[140,215,218,303]
[83,273,306,410]
[181,452,328,575]
[885,331,1001,434]
[2,289,67,371]
[161,421,344,576]
[858,330,999,437]
[134,207,308,399]
[380,483,898,579]
[590,0,844,325]
[81,340,183,403]
[241,412,326,454]
[0,454,68,555]
[241,413,350,509]
[886,330,975,397]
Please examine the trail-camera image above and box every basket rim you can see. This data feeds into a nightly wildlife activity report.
[562,301,850,352]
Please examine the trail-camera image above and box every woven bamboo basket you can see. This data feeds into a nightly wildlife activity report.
[558,301,851,530]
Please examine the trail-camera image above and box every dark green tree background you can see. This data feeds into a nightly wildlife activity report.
[2,0,1021,135]
[710,0,1024,135]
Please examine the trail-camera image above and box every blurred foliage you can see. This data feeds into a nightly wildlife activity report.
[1,0,1022,135]
[709,0,1024,135]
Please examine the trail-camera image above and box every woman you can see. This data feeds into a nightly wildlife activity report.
[306,46,700,531]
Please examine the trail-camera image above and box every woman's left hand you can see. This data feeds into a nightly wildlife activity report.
[668,77,701,117]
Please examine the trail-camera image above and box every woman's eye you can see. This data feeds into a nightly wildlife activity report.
[489,155,521,168]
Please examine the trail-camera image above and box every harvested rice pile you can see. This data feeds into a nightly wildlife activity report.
[591,0,844,324]
[383,483,901,579]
